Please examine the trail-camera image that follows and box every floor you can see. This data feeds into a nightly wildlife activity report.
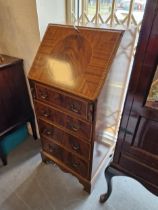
[0,136,157,210]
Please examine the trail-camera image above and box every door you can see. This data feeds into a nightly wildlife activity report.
[113,0,158,195]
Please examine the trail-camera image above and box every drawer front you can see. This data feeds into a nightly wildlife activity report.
[38,120,90,159]
[64,152,89,178]
[42,138,63,161]
[35,83,88,120]
[35,101,92,141]
[42,138,89,178]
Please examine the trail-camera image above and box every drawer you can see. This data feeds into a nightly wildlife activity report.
[42,138,63,161]
[39,119,64,145]
[35,101,92,141]
[42,138,89,178]
[64,152,89,178]
[35,83,89,120]
[38,120,90,159]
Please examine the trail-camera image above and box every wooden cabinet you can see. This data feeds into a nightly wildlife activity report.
[28,24,123,192]
[100,0,158,203]
[113,0,158,196]
[0,55,37,165]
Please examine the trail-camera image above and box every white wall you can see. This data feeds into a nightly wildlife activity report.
[0,0,40,73]
[36,0,66,39]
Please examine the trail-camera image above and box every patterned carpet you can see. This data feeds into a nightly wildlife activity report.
[0,136,157,210]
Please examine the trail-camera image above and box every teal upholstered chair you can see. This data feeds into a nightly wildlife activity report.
[0,124,28,165]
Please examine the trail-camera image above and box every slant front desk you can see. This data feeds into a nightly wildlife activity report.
[28,24,123,192]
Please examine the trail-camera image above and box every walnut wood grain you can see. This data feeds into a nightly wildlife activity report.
[28,24,123,193]
[35,82,89,120]
[38,119,90,160]
[35,100,92,141]
[28,24,123,100]
[42,138,89,178]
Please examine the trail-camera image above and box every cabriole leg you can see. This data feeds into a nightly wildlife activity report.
[100,166,115,203]
[100,166,124,203]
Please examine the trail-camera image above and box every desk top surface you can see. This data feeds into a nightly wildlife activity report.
[28,24,123,100]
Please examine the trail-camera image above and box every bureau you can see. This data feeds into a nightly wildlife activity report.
[0,55,37,165]
[28,24,123,192]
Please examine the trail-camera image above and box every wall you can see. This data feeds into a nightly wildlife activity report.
[36,0,66,39]
[0,0,66,136]
[0,0,41,136]
[0,0,40,73]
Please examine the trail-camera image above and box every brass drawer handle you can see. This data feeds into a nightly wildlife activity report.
[70,104,80,113]
[48,144,55,153]
[40,93,48,99]
[72,161,80,169]
[70,123,80,132]
[71,142,80,151]
[42,111,50,118]
[44,128,52,136]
